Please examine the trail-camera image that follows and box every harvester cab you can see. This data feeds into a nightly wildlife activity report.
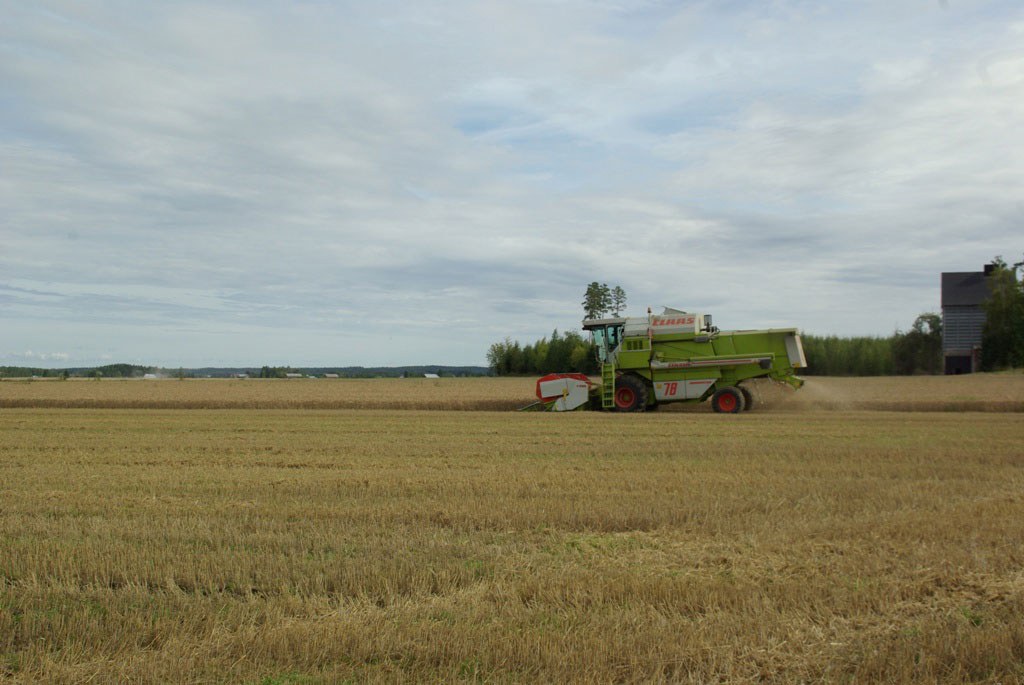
[523,306,806,413]
[584,316,625,365]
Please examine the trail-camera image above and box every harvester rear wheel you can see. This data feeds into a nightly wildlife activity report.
[711,387,745,414]
[613,375,648,412]
[738,385,754,411]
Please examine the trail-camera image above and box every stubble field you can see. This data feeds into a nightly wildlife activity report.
[1,375,1023,683]
[2,373,1023,412]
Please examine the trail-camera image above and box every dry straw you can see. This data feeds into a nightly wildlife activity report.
[2,398,1023,681]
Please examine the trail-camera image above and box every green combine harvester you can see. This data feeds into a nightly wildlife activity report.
[526,307,806,413]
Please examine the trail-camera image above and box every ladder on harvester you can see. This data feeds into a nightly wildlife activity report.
[601,362,616,409]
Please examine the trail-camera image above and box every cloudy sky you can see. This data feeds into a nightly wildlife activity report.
[2,1,1022,368]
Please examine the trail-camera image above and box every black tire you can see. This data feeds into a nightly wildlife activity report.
[738,385,754,411]
[613,374,649,412]
[711,386,745,414]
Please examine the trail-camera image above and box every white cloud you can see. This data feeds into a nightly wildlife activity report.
[3,350,70,363]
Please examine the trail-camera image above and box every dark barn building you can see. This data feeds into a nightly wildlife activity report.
[941,265,993,374]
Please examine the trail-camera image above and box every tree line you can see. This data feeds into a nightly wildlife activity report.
[981,256,1024,370]
[0,364,491,380]
[486,283,628,376]
[800,312,946,376]
[486,330,599,376]
[0,363,153,379]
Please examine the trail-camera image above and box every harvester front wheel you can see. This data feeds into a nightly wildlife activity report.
[738,385,754,411]
[613,375,648,412]
[711,387,745,414]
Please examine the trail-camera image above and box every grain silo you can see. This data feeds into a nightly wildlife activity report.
[941,264,993,374]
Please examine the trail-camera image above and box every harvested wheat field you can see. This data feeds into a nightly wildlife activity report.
[1,372,1023,412]
[2,376,1024,683]
[0,377,537,411]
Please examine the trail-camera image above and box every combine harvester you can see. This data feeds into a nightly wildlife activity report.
[526,308,806,413]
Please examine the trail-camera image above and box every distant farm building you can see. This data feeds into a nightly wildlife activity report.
[323,373,339,379]
[423,373,440,379]
[941,264,993,374]
[284,373,303,378]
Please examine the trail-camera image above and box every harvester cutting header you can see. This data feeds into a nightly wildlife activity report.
[527,307,806,413]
